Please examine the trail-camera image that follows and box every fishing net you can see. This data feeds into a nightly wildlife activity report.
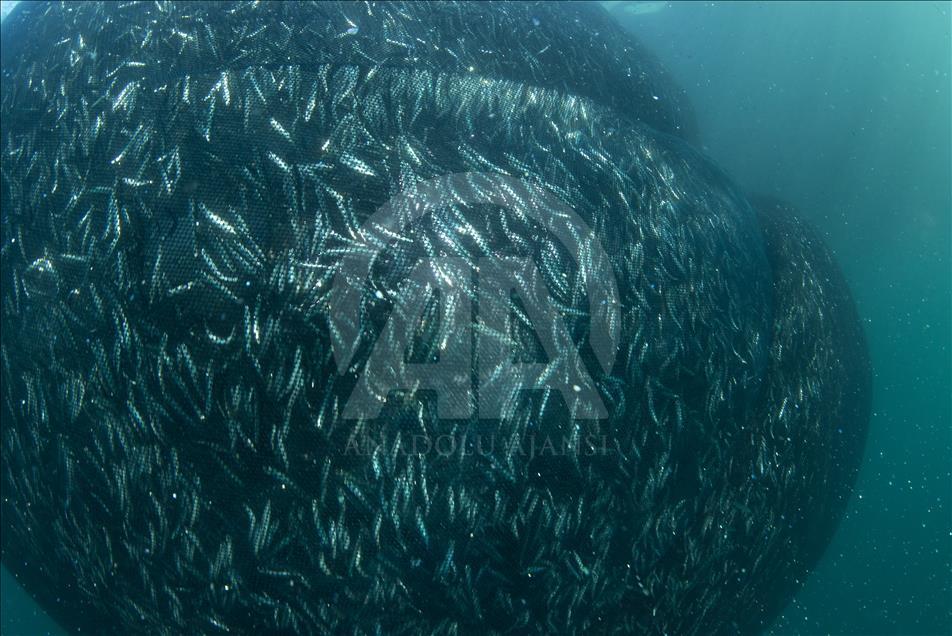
[0,2,869,633]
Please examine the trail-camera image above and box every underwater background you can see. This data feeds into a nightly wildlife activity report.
[619,3,950,634]
[0,1,948,634]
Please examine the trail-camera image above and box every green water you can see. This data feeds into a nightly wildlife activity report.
[1,1,949,634]
[622,2,951,633]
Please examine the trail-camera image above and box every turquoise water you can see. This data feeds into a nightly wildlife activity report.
[619,2,951,634]
[1,2,949,634]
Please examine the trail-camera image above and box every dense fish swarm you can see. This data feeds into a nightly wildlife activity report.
[1,2,869,634]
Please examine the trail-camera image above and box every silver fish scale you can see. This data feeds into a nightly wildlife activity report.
[0,2,869,635]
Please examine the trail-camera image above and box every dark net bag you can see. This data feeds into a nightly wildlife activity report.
[0,2,869,634]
